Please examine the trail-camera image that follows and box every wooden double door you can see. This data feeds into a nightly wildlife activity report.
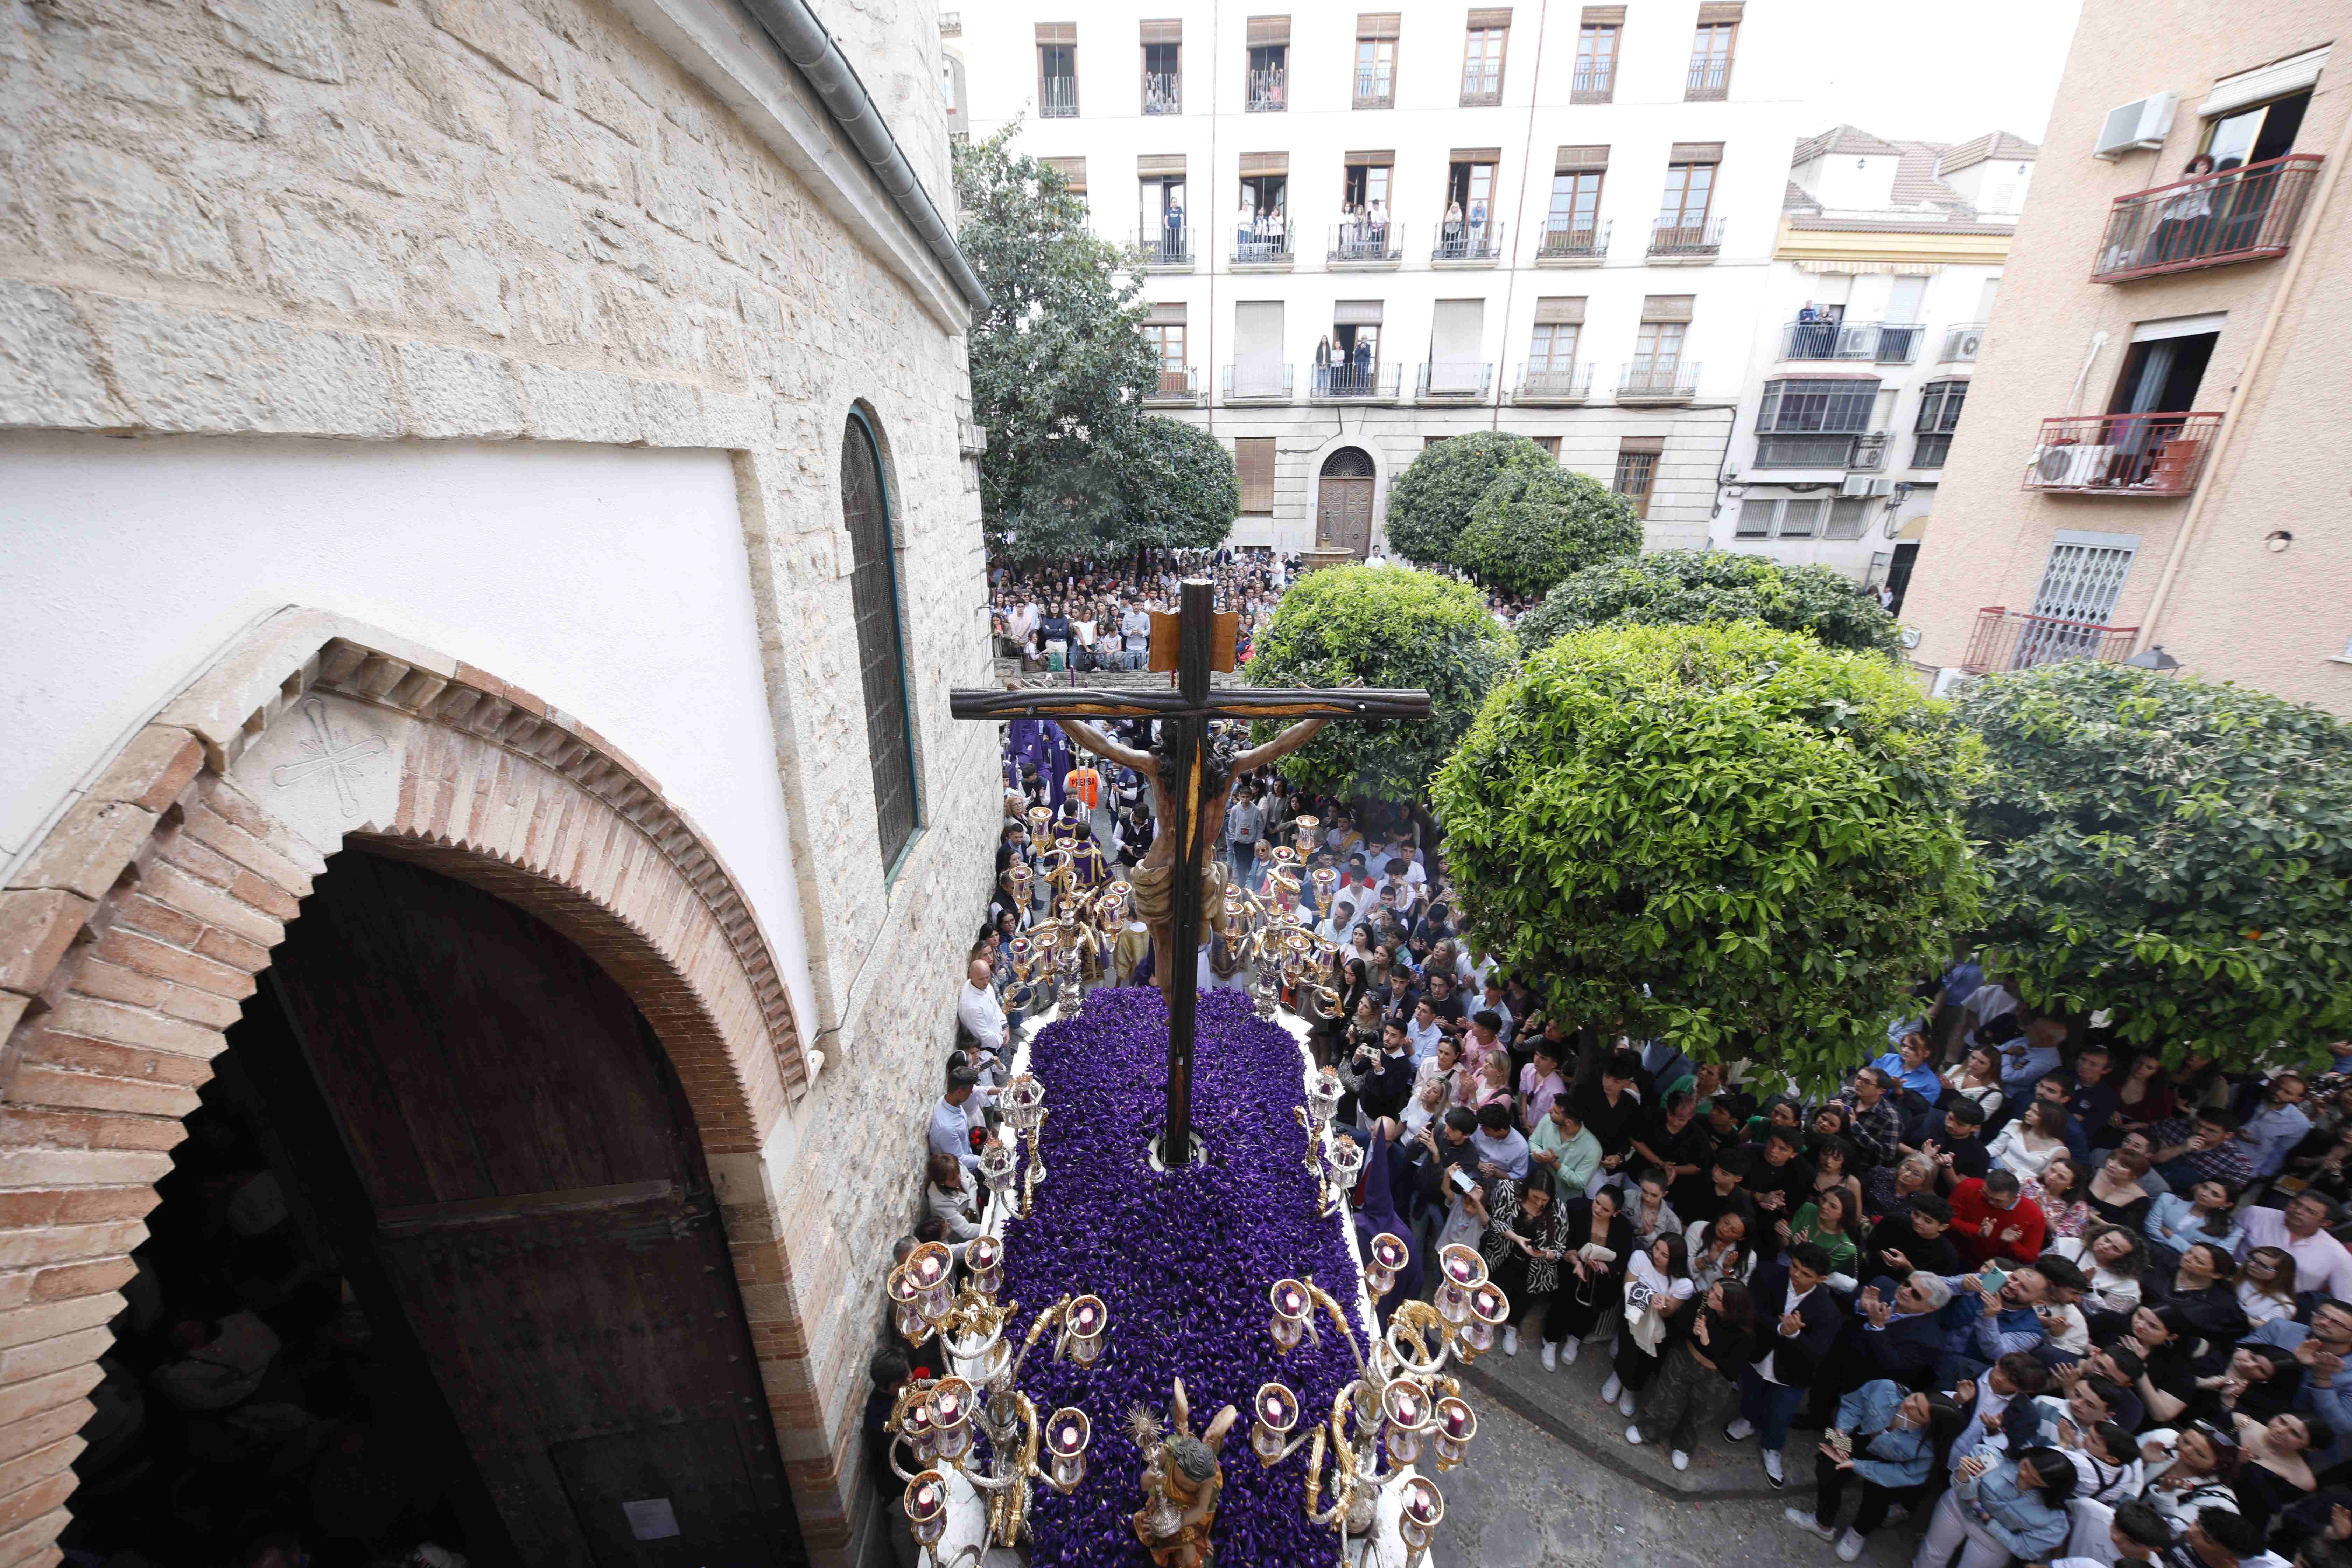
[244,849,803,1566]
[1315,448,1377,558]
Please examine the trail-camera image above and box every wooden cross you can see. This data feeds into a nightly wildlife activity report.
[952,578,1430,1166]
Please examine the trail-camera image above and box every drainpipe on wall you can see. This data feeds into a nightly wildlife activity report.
[1491,0,1553,431]
[2135,96,2352,654]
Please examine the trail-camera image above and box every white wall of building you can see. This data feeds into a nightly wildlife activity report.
[0,431,820,1038]
[952,0,1814,552]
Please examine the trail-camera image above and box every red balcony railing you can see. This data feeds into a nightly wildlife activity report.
[2091,154,2324,283]
[1962,608,2140,674]
[2022,411,2224,497]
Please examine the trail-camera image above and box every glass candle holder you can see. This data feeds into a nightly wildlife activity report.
[1433,1396,1477,1466]
[1045,1406,1089,1489]
[902,1399,937,1464]
[1062,1295,1107,1365]
[1324,1134,1365,1189]
[979,1142,1017,1196]
[1437,1244,1487,1290]
[905,1471,950,1546]
[1293,814,1321,855]
[1308,1069,1343,1125]
[1398,1476,1444,1549]
[1267,1279,1311,1351]
[927,1377,974,1462]
[966,1235,1004,1296]
[1252,1381,1299,1463]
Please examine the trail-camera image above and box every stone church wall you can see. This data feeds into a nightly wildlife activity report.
[0,0,995,1558]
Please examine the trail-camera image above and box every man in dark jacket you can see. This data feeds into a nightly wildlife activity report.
[1726,1241,1841,1487]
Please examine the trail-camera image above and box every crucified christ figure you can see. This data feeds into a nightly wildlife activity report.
[1057,716,1326,1002]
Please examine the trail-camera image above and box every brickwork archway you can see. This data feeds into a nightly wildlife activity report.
[0,609,842,1562]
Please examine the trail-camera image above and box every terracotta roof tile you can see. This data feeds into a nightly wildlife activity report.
[1936,130,2042,174]
[1791,124,1904,164]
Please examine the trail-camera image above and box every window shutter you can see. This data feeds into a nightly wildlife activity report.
[1533,296,1586,325]
[1139,18,1181,43]
[1466,8,1512,26]
[1235,438,1276,513]
[1640,295,1695,323]
[1246,15,1290,46]
[1345,149,1396,167]
[1333,299,1384,324]
[1042,156,1087,191]
[1357,12,1400,38]
[1580,5,1625,22]
[1555,144,1609,172]
[1036,22,1076,43]
[1668,141,1725,164]
[1430,299,1485,360]
[1137,154,1187,175]
[1450,146,1503,164]
[1618,435,1666,454]
[1239,153,1289,176]
[1695,1,1743,20]
[1147,302,1187,324]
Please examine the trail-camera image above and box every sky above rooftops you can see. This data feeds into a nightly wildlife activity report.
[1803,0,2085,144]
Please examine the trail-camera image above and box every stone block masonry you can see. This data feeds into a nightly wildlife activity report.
[0,0,1000,1558]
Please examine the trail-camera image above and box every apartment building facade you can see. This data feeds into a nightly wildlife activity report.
[1706,128,2028,598]
[948,0,1813,554]
[1898,1,2350,713]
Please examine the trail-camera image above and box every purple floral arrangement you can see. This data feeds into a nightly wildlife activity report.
[1002,986,1364,1565]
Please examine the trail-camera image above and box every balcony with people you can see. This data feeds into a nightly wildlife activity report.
[1431,218,1504,264]
[1133,226,1191,270]
[1311,331,1398,402]
[1779,312,1923,365]
[2090,153,2323,282]
[1328,217,1399,266]
[1247,43,1287,111]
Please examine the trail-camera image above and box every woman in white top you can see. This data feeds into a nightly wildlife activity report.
[2049,1223,2147,1318]
[1601,1233,1694,1418]
[926,1152,985,1243]
[1623,1167,1683,1251]
[1942,1044,2007,1119]
[1988,1098,2072,1181]
[2237,1246,2299,1328]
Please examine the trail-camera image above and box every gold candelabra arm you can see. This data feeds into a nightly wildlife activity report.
[1300,1279,1377,1388]
[1008,1293,1070,1387]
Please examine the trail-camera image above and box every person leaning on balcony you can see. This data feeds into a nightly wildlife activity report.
[2150,153,2218,266]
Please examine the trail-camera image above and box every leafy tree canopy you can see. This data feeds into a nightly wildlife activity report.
[1380,432,1554,566]
[1452,465,1641,598]
[1954,661,2352,1069]
[1244,565,1513,803]
[953,127,1232,559]
[1434,622,1984,1088]
[1517,549,1905,657]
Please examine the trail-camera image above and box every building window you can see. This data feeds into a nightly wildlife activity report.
[1544,168,1604,250]
[842,411,920,869]
[1658,160,1715,234]
[1755,377,1877,467]
[1443,156,1498,250]
[1460,10,1510,105]
[1913,378,1966,467]
[1343,156,1393,212]
[1142,34,1181,114]
[1573,22,1617,101]
[1355,14,1398,107]
[1037,27,1078,117]
[1633,320,1686,378]
[1529,320,1579,372]
[1735,497,1830,539]
[1139,173,1188,262]
[1235,437,1276,513]
[1143,317,1187,394]
[1613,442,1659,517]
[1533,436,1561,457]
[1825,497,1871,539]
[1686,19,1737,99]
[1247,18,1289,111]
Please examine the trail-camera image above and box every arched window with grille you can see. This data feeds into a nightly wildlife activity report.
[841,409,921,868]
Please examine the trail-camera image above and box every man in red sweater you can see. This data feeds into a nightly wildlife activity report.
[1948,1169,2046,1267]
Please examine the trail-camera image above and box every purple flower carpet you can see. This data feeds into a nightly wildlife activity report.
[1002,985,1364,1565]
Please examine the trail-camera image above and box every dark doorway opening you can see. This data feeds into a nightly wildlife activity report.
[66,848,804,1568]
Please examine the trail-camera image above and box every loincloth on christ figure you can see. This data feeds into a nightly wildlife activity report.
[1128,860,1228,954]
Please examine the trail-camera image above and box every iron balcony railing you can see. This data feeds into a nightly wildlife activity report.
[1432,220,1505,262]
[1649,216,1725,258]
[1134,227,1192,267]
[1940,322,1987,362]
[1233,225,1293,264]
[2091,154,2324,284]
[1328,221,1401,263]
[1911,432,1953,468]
[1418,361,1493,400]
[1142,71,1181,114]
[1041,76,1078,117]
[1779,320,1925,364]
[1247,65,1286,111]
[1754,434,1861,468]
[2023,411,2225,497]
[1686,58,1731,98]
[1222,363,1294,402]
[1514,362,1593,404]
[1570,65,1612,102]
[1618,360,1699,401]
[1353,67,1393,109]
[1962,607,2141,674]
[1311,362,1401,401]
[1144,366,1199,402]
[1536,218,1609,260]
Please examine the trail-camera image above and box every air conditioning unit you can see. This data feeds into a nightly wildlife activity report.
[2093,92,2178,159]
[1951,328,1986,359]
[1839,474,1882,497]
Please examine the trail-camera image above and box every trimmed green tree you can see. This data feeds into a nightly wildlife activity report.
[1516,549,1905,657]
[1451,465,1641,598]
[1954,660,2352,1069]
[1244,564,1513,802]
[953,126,1234,559]
[1379,432,1554,566]
[1434,622,1984,1087]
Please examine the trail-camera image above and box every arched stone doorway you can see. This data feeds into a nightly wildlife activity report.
[0,610,828,1566]
[1315,447,1378,559]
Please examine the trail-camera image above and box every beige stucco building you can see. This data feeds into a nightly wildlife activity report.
[1898,1,2352,713]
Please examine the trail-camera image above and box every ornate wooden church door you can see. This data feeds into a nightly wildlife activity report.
[1315,447,1376,558]
[249,850,802,1566]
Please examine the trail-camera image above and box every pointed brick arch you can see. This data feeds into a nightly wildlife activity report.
[0,608,841,1561]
